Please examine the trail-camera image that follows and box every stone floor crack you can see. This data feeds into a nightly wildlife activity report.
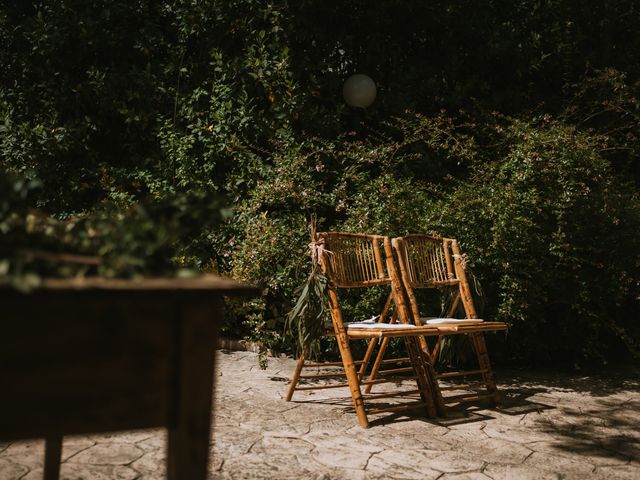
[16,463,30,480]
[362,451,378,471]
[61,442,95,462]
[518,445,534,464]
[246,438,261,453]
[124,448,146,466]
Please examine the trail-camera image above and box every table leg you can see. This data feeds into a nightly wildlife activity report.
[44,435,62,480]
[167,298,222,480]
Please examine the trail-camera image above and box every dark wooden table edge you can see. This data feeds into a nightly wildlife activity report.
[1,273,259,480]
[0,274,260,296]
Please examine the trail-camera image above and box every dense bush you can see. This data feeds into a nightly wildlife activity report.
[1,1,639,365]
[220,114,477,349]
[216,112,640,365]
[0,172,229,289]
[426,119,640,364]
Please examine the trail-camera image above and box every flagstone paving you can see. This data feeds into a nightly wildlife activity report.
[1,350,638,479]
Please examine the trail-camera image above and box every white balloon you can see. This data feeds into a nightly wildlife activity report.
[343,74,377,108]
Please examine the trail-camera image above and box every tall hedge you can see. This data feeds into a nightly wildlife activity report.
[427,119,640,364]
[1,1,639,365]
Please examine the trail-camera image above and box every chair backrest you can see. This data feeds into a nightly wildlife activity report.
[393,234,458,288]
[393,234,479,320]
[317,232,390,288]
[314,232,416,331]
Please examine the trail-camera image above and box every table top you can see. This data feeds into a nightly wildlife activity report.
[1,273,259,295]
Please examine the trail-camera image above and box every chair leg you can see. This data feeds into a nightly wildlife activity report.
[285,351,306,401]
[421,348,447,417]
[358,338,379,378]
[413,335,448,416]
[471,333,500,406]
[364,337,390,394]
[418,335,431,359]
[44,435,63,480]
[404,337,439,418]
[335,335,368,428]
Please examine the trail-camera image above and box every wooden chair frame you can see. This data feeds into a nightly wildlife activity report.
[368,234,507,411]
[285,232,443,427]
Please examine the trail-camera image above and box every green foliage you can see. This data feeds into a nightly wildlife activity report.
[93,189,231,277]
[223,113,640,365]
[426,119,640,364]
[0,2,172,210]
[284,268,329,358]
[0,172,229,288]
[292,1,640,117]
[0,1,300,210]
[220,114,477,355]
[1,2,639,365]
[562,68,640,182]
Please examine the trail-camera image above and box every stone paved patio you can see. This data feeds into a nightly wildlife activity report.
[1,350,638,479]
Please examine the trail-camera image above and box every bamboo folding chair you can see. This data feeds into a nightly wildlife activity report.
[285,232,444,428]
[368,234,507,411]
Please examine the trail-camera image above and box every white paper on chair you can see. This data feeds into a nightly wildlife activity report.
[347,322,416,329]
[361,315,379,324]
[420,317,484,325]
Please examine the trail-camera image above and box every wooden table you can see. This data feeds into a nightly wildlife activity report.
[0,274,258,480]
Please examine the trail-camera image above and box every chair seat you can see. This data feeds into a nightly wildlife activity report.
[430,321,508,334]
[420,317,484,325]
[347,323,442,338]
[345,318,506,337]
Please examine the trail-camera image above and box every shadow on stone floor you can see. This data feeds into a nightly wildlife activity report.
[496,364,640,397]
[273,352,639,461]
[530,401,638,461]
[289,391,551,428]
[488,371,640,464]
